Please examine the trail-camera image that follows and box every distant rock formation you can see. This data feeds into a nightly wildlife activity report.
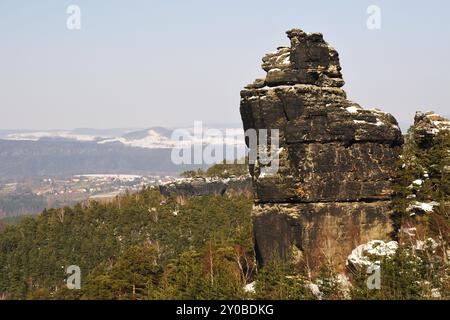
[159,176,252,204]
[413,111,450,149]
[240,29,403,272]
[399,111,449,243]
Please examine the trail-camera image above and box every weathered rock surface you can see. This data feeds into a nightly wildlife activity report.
[159,176,252,203]
[240,28,403,272]
[413,111,450,149]
[256,29,345,88]
[252,202,393,268]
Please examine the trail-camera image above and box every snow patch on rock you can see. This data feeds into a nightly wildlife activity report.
[345,106,360,114]
[347,240,398,268]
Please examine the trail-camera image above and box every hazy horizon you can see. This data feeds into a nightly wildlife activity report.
[0,121,246,132]
[1,0,449,130]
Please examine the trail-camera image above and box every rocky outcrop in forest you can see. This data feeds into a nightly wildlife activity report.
[240,28,404,272]
[396,111,449,244]
[159,176,252,203]
[413,111,450,149]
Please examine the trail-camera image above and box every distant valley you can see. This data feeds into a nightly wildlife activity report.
[0,125,245,217]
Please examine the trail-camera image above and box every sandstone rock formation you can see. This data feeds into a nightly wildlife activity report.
[399,111,449,243]
[159,176,252,204]
[413,111,450,149]
[240,29,403,271]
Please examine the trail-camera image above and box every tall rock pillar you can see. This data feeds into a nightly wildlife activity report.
[240,29,403,272]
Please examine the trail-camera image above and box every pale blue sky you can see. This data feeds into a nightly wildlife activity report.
[0,0,449,129]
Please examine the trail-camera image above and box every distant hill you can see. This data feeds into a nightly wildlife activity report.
[0,139,206,182]
[0,126,246,181]
[122,127,172,140]
[1,125,245,148]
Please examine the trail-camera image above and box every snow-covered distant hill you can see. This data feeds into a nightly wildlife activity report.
[0,125,247,180]
[98,127,178,149]
[1,125,246,149]
[3,130,104,142]
[0,128,132,142]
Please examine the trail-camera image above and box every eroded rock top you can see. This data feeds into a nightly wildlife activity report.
[246,29,344,89]
[241,28,403,145]
[414,111,450,135]
[414,111,450,148]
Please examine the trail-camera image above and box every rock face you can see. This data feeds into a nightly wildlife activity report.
[413,111,450,149]
[159,176,252,204]
[240,29,403,271]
